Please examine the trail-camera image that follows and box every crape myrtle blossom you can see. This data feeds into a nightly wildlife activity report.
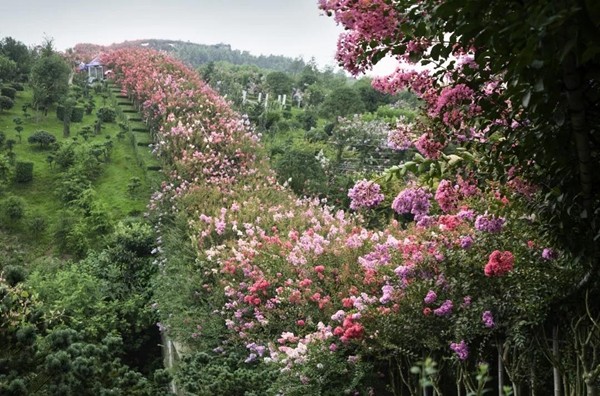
[542,248,557,261]
[482,311,495,328]
[387,119,414,151]
[423,290,437,304]
[485,250,514,277]
[392,186,432,219]
[348,179,385,210]
[450,340,469,360]
[474,213,506,233]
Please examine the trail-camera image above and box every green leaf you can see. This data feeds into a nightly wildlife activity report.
[560,38,577,62]
[447,154,463,166]
[522,90,531,108]
[533,77,544,92]
[413,153,425,162]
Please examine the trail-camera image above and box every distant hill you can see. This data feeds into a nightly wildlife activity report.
[67,39,306,73]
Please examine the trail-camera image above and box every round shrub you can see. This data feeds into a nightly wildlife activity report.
[28,130,56,148]
[1,195,25,221]
[0,95,14,112]
[97,107,116,123]
[1,86,16,99]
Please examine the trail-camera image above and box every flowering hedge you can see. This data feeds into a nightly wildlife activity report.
[104,48,578,393]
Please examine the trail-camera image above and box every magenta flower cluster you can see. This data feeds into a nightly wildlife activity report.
[433,300,453,316]
[482,311,495,328]
[542,248,557,261]
[450,340,469,360]
[423,290,437,304]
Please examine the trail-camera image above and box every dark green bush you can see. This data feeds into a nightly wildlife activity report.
[3,265,27,286]
[1,86,16,99]
[72,107,84,122]
[0,95,14,112]
[1,195,25,221]
[56,171,92,203]
[28,131,56,148]
[57,105,83,122]
[54,144,76,170]
[56,105,64,121]
[97,107,116,123]
[14,162,33,183]
[27,215,47,237]
[10,82,24,92]
[273,145,327,196]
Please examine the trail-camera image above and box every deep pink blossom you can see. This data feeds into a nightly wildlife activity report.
[485,250,514,277]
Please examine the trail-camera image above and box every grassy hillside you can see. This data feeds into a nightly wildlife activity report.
[0,82,154,255]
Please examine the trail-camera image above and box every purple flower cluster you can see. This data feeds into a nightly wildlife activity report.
[474,214,505,233]
[392,186,432,219]
[482,310,495,328]
[450,340,469,360]
[348,180,385,210]
[379,285,394,304]
[459,235,474,249]
[457,208,475,221]
[542,248,557,261]
[433,299,453,316]
[424,290,437,304]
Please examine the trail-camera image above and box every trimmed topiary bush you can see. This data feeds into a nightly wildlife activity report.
[0,95,14,112]
[97,107,116,123]
[14,161,33,183]
[57,105,84,122]
[72,107,84,122]
[56,105,64,121]
[1,86,16,99]
[28,130,56,148]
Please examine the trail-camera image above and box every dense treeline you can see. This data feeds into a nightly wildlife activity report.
[67,39,309,73]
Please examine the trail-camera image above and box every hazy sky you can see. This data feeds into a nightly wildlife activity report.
[0,0,347,67]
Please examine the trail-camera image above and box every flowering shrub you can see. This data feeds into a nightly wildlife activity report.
[104,48,579,393]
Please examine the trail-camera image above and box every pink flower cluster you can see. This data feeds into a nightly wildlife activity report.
[435,180,460,213]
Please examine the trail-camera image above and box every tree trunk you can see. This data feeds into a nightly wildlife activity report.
[586,382,597,396]
[553,326,562,396]
[498,343,504,396]
[562,54,592,216]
